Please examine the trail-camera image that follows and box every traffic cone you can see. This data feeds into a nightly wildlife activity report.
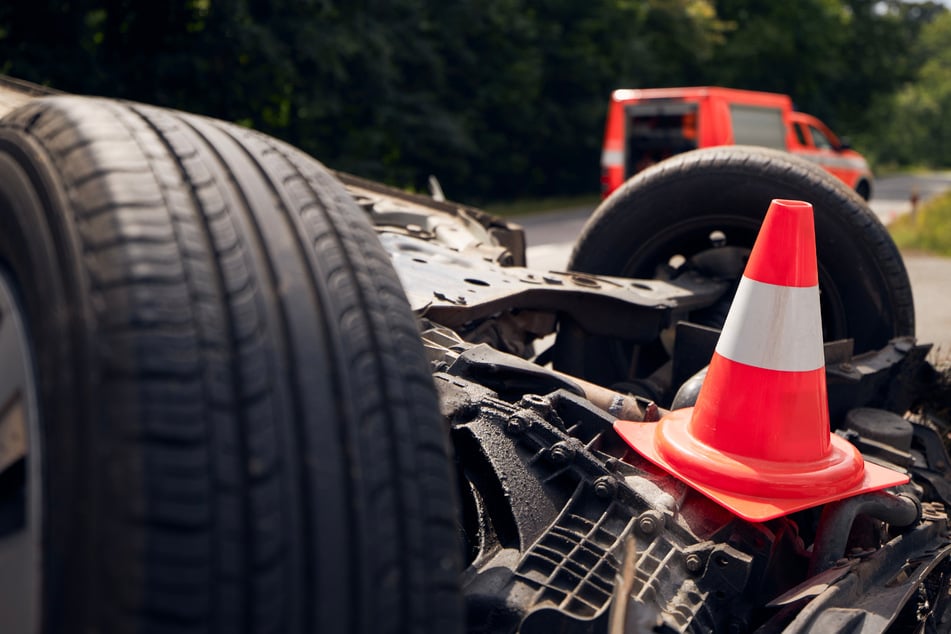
[614,199,909,522]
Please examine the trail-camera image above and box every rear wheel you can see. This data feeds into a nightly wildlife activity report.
[856,178,872,201]
[556,146,914,400]
[0,96,462,634]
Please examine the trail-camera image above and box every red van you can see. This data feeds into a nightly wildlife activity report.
[601,86,873,199]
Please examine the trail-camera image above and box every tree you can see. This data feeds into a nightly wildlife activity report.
[831,0,945,139]
[864,9,951,166]
[705,0,850,119]
[2,0,946,200]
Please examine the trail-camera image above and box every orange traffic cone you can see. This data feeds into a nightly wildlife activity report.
[614,199,909,522]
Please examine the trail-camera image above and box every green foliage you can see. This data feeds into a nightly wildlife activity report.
[862,10,951,168]
[888,189,951,256]
[0,0,947,201]
[829,1,936,131]
[705,0,850,112]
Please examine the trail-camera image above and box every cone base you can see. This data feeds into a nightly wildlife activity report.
[615,418,910,522]
[657,407,865,498]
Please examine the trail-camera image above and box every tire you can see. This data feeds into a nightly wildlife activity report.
[556,145,914,399]
[0,96,462,633]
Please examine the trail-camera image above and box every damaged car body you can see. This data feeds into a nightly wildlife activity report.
[0,82,947,634]
[344,169,949,634]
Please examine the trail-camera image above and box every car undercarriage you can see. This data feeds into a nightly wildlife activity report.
[0,82,948,633]
[349,169,950,634]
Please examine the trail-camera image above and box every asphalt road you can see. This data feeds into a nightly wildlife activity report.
[519,173,951,357]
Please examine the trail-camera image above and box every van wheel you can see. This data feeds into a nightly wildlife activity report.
[856,179,872,201]
[0,97,462,634]
[555,145,914,400]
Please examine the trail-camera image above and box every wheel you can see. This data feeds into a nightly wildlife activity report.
[855,178,872,201]
[555,145,914,401]
[0,96,462,633]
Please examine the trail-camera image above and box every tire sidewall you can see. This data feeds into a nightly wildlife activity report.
[0,97,463,633]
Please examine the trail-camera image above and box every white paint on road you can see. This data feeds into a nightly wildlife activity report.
[526,243,572,271]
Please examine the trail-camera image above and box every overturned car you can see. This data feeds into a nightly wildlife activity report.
[0,87,948,633]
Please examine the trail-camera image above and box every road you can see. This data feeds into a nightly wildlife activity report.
[867,172,951,224]
[519,173,951,358]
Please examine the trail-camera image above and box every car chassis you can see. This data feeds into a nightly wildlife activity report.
[343,171,950,633]
[0,83,947,634]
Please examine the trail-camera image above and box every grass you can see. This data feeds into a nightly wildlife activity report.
[484,193,601,217]
[888,189,951,257]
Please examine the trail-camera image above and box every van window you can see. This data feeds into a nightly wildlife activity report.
[809,125,835,150]
[729,105,786,149]
[793,123,808,146]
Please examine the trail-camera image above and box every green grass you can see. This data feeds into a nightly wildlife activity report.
[888,190,951,257]
[484,193,601,217]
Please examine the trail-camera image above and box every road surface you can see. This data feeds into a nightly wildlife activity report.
[868,172,951,224]
[520,174,951,357]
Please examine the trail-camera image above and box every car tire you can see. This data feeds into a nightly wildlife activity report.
[0,96,462,634]
[555,145,914,398]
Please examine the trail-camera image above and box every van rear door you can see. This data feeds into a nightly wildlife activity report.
[623,101,699,178]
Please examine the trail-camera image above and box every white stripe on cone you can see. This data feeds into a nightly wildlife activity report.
[601,149,624,166]
[715,276,824,372]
